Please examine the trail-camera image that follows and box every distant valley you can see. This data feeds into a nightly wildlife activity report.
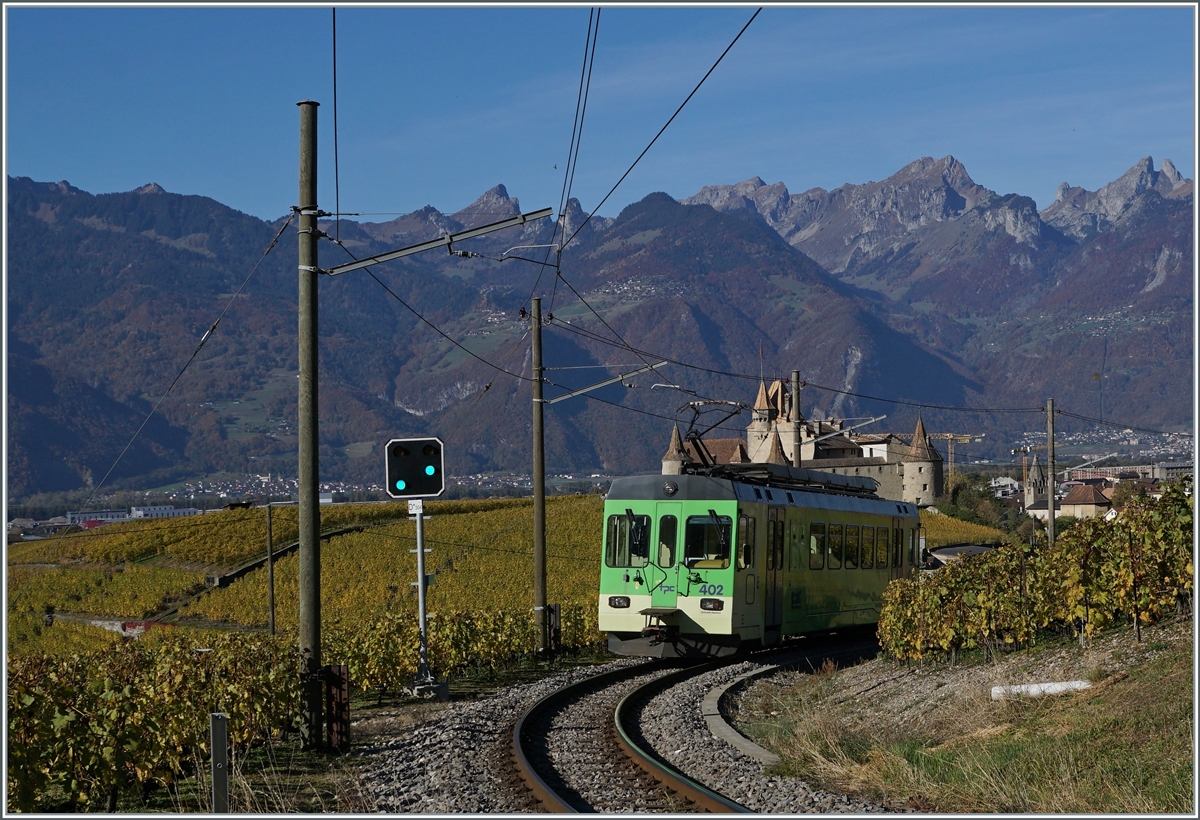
[5,155,1192,499]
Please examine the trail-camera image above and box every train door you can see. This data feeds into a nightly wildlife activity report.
[764,507,785,641]
[890,518,905,581]
[651,503,682,609]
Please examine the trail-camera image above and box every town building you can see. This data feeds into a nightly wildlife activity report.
[130,505,201,519]
[65,510,128,525]
[1059,484,1113,519]
[662,376,944,506]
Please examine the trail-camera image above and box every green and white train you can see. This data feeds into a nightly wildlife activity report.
[598,463,921,657]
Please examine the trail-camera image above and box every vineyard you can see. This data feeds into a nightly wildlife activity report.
[7,630,299,812]
[9,481,1192,811]
[879,479,1193,659]
[6,494,608,811]
[919,510,1010,549]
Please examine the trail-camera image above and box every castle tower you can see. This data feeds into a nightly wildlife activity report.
[901,417,943,506]
[746,380,773,459]
[661,424,692,475]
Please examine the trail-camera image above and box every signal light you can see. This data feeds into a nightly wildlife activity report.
[385,437,445,499]
[700,598,724,611]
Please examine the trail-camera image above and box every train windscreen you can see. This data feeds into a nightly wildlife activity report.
[684,514,731,569]
[606,513,650,568]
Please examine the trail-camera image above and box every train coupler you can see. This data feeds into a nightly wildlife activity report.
[640,625,675,646]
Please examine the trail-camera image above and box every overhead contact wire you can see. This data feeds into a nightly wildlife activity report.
[57,213,295,522]
[328,241,534,382]
[563,7,761,251]
[549,316,1044,415]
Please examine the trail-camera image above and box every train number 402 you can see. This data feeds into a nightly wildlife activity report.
[697,583,724,595]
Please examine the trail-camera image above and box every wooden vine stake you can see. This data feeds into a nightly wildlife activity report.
[1128,528,1141,643]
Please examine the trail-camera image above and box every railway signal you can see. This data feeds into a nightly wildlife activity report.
[385,437,445,499]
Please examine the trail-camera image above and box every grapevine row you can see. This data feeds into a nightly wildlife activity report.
[879,478,1193,659]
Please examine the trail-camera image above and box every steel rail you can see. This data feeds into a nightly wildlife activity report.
[511,660,671,813]
[511,636,879,813]
[612,662,754,813]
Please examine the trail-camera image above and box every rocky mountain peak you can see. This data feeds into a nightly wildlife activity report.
[1040,156,1192,240]
[1160,158,1184,187]
[134,182,166,195]
[451,183,520,225]
[558,196,588,236]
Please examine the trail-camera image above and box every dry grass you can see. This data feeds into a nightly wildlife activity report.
[115,737,374,813]
[742,618,1194,813]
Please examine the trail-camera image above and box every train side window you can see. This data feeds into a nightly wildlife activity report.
[892,528,902,568]
[657,515,678,567]
[910,529,919,566]
[736,514,756,569]
[788,521,800,570]
[844,525,859,569]
[809,523,825,570]
[766,519,776,570]
[828,524,843,569]
[861,526,875,569]
[686,513,732,569]
[775,518,785,571]
[876,527,890,567]
[605,513,650,568]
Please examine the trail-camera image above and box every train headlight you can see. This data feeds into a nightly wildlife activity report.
[608,596,631,609]
[700,598,724,611]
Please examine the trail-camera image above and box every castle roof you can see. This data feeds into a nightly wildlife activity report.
[765,430,790,466]
[905,417,942,462]
[753,381,770,412]
[662,425,691,463]
[685,438,749,465]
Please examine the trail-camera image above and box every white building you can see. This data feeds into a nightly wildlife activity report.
[130,506,201,519]
[989,476,1021,497]
[66,510,128,525]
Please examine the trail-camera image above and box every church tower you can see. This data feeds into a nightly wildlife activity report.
[1025,454,1046,511]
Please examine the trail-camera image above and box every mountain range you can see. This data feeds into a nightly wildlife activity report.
[5,155,1192,499]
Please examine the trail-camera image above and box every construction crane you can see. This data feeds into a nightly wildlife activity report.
[928,433,986,484]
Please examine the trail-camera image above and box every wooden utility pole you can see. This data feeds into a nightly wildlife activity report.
[266,502,275,636]
[531,298,547,655]
[1046,398,1056,547]
[297,99,322,748]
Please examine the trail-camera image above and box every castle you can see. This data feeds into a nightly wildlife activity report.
[661,374,944,506]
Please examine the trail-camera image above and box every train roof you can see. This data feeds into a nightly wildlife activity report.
[608,469,919,519]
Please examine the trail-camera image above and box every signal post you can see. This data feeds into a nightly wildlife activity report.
[386,437,448,699]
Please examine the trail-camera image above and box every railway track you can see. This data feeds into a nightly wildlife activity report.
[511,635,879,813]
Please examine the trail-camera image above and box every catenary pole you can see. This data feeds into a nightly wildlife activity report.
[297,100,322,749]
[532,298,547,655]
[1046,397,1056,547]
[266,502,275,636]
[791,370,802,467]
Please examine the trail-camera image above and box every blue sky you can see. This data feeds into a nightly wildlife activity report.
[5,4,1196,223]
